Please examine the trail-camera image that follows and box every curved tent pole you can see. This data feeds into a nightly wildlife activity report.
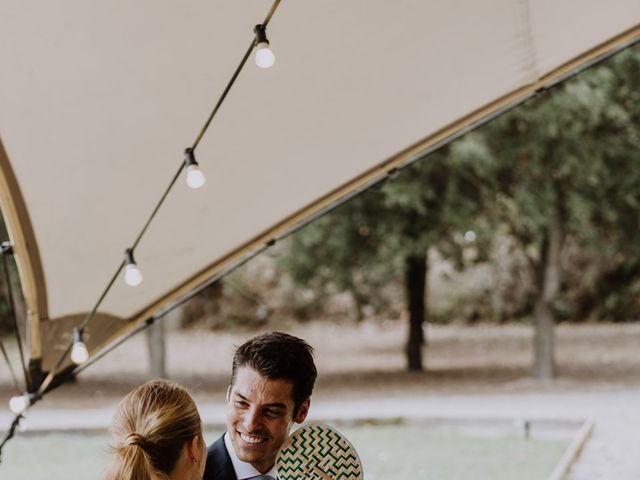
[0,139,47,387]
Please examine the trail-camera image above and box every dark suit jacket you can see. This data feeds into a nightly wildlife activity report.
[203,433,237,480]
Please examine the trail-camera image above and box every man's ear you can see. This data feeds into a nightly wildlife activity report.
[294,398,310,424]
[226,385,232,402]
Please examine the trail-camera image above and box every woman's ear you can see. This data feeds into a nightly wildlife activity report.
[188,435,201,461]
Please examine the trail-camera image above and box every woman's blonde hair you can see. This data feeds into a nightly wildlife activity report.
[103,379,202,480]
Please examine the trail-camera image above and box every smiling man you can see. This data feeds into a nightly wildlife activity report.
[203,332,317,480]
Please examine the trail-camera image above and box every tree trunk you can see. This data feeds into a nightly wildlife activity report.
[533,217,563,380]
[351,288,368,323]
[146,319,167,379]
[405,254,427,371]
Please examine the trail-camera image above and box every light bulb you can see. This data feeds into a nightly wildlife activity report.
[71,341,89,364]
[9,394,30,414]
[123,249,143,287]
[184,148,206,189]
[186,164,206,189]
[255,42,275,68]
[124,263,143,286]
[71,327,90,365]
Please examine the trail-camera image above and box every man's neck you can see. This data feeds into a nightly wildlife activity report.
[223,432,278,479]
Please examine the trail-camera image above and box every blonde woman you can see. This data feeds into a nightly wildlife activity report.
[103,379,206,480]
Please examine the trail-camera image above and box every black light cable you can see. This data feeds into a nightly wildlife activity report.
[69,318,154,378]
[32,0,283,399]
[191,39,256,150]
[0,413,24,463]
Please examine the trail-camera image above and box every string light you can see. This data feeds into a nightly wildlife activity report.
[21,0,283,435]
[8,394,34,415]
[123,249,143,287]
[184,148,206,189]
[70,327,89,365]
[254,24,275,69]
[0,2,287,460]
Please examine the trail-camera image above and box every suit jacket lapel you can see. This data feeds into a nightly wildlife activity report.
[204,433,237,480]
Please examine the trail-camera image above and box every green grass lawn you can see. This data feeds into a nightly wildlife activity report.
[0,425,568,479]
[342,425,569,480]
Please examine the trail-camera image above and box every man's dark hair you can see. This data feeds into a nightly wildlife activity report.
[230,331,317,413]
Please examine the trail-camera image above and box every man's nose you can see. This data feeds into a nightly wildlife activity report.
[242,407,261,431]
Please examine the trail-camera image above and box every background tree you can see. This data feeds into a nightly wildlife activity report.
[457,45,640,379]
[282,147,493,371]
[569,47,640,322]
[281,46,638,377]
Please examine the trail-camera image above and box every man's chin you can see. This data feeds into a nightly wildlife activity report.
[235,446,274,468]
[240,450,276,472]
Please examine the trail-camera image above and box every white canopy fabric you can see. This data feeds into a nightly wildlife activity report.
[0,1,638,381]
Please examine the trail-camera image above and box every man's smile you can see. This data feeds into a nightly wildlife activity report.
[238,431,269,446]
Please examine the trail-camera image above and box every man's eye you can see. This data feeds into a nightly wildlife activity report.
[235,401,249,408]
[265,410,282,418]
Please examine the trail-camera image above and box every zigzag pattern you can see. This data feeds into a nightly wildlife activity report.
[277,425,363,480]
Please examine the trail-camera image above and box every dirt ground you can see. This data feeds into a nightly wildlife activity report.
[2,320,638,409]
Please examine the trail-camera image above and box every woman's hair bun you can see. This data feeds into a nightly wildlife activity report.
[125,433,148,448]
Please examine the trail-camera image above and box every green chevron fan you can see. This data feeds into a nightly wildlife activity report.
[277,424,363,480]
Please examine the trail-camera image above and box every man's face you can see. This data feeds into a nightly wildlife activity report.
[226,366,310,473]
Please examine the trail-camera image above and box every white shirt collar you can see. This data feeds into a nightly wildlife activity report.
[224,431,279,479]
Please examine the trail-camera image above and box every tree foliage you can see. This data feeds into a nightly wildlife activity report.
[282,145,491,318]
[460,45,640,322]
[283,45,640,325]
[279,46,639,373]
